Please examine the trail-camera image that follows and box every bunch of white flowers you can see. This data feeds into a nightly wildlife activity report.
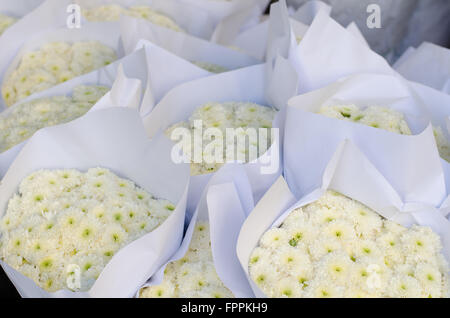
[140,222,234,298]
[319,104,412,135]
[0,168,176,292]
[0,13,16,36]
[249,191,449,298]
[0,85,109,153]
[2,41,117,106]
[191,61,227,74]
[166,102,277,175]
[82,4,183,32]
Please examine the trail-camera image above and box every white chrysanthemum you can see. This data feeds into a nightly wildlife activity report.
[387,274,423,298]
[0,168,174,292]
[2,41,116,106]
[166,102,276,175]
[0,85,109,152]
[83,5,183,32]
[259,228,289,250]
[249,191,449,298]
[319,104,412,135]
[433,126,450,162]
[166,102,277,175]
[140,222,234,298]
[304,277,344,298]
[0,13,16,36]
[400,225,442,262]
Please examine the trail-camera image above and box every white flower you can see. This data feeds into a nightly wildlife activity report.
[0,168,175,292]
[0,85,109,153]
[249,191,449,298]
[0,13,16,35]
[2,41,116,106]
[83,5,183,33]
[319,104,412,135]
[140,222,234,298]
[166,102,277,175]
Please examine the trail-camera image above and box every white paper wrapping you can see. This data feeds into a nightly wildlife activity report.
[288,0,450,64]
[289,0,330,25]
[75,0,215,39]
[142,62,298,215]
[287,10,397,94]
[395,43,450,94]
[237,140,450,297]
[403,80,450,211]
[0,47,150,177]
[120,16,261,81]
[124,38,211,116]
[265,0,368,78]
[230,0,316,61]
[210,1,270,45]
[285,73,445,207]
[138,163,255,297]
[0,107,190,298]
[0,0,73,103]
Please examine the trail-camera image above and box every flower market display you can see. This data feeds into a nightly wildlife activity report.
[0,0,449,300]
[2,41,117,106]
[0,13,16,36]
[0,85,109,153]
[82,4,184,32]
[166,102,277,175]
[0,168,176,292]
[140,222,234,298]
[249,191,449,298]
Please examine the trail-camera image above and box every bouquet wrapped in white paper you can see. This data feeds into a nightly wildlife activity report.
[139,164,255,298]
[0,107,190,297]
[401,78,450,211]
[142,61,298,216]
[285,73,443,204]
[0,21,125,109]
[237,141,450,298]
[0,46,151,177]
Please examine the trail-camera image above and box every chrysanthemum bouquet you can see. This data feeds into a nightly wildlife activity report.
[0,108,190,297]
[237,141,450,298]
[0,85,109,152]
[2,41,116,106]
